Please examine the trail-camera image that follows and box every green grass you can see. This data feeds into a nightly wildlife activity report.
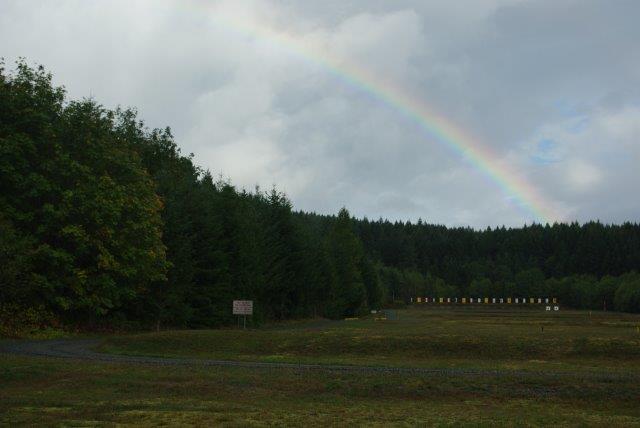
[3,307,640,426]
[2,354,640,426]
[100,307,640,373]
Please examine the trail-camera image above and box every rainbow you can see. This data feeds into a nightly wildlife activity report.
[192,3,558,224]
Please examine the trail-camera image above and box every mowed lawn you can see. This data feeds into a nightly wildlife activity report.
[101,307,640,373]
[2,308,640,426]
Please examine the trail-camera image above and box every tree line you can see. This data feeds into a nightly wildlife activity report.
[0,61,382,334]
[296,212,640,312]
[1,61,639,334]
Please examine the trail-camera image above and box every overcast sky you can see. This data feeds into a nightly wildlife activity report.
[1,0,638,227]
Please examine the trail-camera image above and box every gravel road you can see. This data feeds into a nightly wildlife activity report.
[1,338,635,380]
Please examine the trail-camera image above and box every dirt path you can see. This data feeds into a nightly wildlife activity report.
[0,338,634,380]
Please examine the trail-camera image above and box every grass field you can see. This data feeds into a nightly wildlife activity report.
[2,307,640,426]
[101,307,640,373]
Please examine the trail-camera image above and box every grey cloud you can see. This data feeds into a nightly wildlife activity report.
[1,0,638,227]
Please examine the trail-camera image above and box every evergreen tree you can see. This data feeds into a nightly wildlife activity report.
[326,208,367,317]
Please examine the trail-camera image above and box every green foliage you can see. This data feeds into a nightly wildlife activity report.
[360,257,383,309]
[468,277,491,297]
[1,61,167,323]
[0,215,33,304]
[0,303,56,338]
[614,272,640,313]
[514,268,546,296]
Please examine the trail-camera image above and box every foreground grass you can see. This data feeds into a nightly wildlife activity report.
[2,354,640,426]
[4,308,640,425]
[100,308,640,373]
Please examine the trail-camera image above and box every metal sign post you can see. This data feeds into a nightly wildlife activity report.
[233,300,253,329]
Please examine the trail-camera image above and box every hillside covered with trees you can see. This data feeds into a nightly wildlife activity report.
[1,62,639,334]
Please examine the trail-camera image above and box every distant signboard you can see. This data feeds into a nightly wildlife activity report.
[233,300,253,315]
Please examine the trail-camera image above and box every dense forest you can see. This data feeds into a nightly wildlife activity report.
[1,61,639,334]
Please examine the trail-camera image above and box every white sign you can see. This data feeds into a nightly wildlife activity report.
[233,300,253,315]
